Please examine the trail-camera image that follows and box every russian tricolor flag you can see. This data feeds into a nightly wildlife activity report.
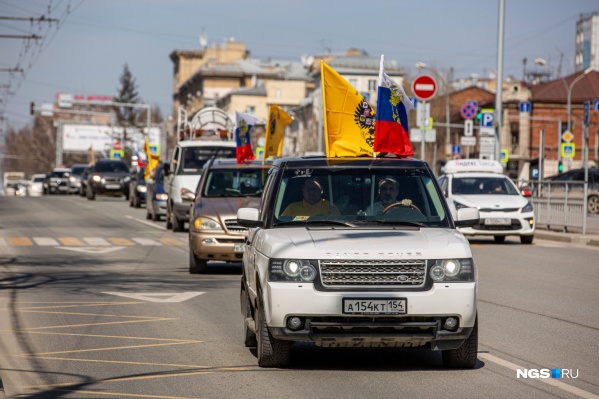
[235,112,261,163]
[374,55,414,157]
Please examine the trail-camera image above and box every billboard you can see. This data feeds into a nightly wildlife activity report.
[62,124,160,152]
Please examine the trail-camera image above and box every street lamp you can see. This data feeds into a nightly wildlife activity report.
[415,62,451,159]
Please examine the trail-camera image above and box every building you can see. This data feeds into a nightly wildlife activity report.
[576,12,599,72]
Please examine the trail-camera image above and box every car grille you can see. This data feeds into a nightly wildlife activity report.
[319,259,427,288]
[224,219,248,233]
[479,207,520,212]
[104,177,121,183]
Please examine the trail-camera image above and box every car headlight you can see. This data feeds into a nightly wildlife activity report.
[193,216,223,232]
[92,175,101,182]
[453,200,469,210]
[521,201,533,213]
[269,259,318,282]
[136,185,147,193]
[124,176,131,183]
[430,258,474,282]
[155,193,168,200]
[69,176,76,183]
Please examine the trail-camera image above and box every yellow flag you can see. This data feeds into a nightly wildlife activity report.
[144,137,160,181]
[321,60,375,157]
[263,105,293,159]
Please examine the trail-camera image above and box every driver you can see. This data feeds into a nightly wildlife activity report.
[366,176,412,215]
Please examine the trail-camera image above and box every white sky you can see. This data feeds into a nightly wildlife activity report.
[0,0,598,130]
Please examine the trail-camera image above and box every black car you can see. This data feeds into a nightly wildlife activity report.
[128,167,147,208]
[544,167,599,214]
[145,163,168,221]
[86,159,131,200]
[44,168,71,195]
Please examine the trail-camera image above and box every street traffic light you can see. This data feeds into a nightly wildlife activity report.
[558,160,564,174]
[29,101,35,115]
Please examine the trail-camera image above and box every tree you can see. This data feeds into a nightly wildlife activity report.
[113,64,141,162]
[2,116,55,176]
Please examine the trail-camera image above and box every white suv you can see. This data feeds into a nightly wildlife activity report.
[237,157,480,368]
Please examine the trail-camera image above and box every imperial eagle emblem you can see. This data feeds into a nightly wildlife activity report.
[353,99,375,148]
[388,84,404,124]
[238,119,249,146]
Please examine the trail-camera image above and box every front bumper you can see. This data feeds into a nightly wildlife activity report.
[263,282,477,349]
[151,199,167,216]
[458,210,535,236]
[189,230,246,262]
[173,201,193,221]
[90,182,126,196]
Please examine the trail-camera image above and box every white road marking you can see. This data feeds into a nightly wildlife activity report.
[83,237,111,246]
[103,292,205,302]
[32,237,60,246]
[131,238,163,246]
[479,353,599,399]
[125,215,165,230]
[56,246,126,254]
[0,238,8,246]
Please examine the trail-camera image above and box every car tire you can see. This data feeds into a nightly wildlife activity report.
[152,211,160,222]
[588,195,599,215]
[189,250,208,274]
[442,315,478,369]
[172,214,184,232]
[166,203,173,230]
[241,282,257,347]
[86,186,95,200]
[129,192,134,207]
[256,296,290,368]
[493,235,506,243]
[520,235,534,244]
[146,208,152,220]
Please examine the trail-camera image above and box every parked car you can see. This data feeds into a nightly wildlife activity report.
[68,164,88,194]
[26,174,46,197]
[128,167,147,208]
[145,163,168,221]
[86,159,130,200]
[78,166,91,197]
[187,159,271,273]
[44,167,71,195]
[544,168,599,214]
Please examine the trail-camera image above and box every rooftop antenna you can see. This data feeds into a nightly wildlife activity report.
[199,30,208,49]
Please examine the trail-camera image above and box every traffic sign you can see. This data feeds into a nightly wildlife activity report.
[461,136,476,146]
[481,112,494,127]
[412,75,437,101]
[561,143,575,158]
[500,149,509,163]
[461,102,477,119]
[466,100,478,108]
[593,99,599,111]
[584,101,590,126]
[113,141,122,150]
[409,97,418,108]
[452,145,461,155]
[417,102,430,127]
[562,130,574,142]
[464,119,473,136]
[519,101,531,113]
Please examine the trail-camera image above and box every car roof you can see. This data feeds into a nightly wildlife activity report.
[271,156,429,169]
[207,158,273,169]
[177,140,236,148]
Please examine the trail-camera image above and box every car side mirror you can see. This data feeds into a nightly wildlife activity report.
[181,190,196,202]
[455,208,480,227]
[237,207,263,228]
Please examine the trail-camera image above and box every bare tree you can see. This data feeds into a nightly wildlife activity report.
[2,116,55,177]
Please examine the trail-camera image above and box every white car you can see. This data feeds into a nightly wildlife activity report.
[26,174,46,197]
[237,157,480,369]
[438,159,535,244]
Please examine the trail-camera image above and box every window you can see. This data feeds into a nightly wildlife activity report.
[245,106,255,115]
[368,79,377,91]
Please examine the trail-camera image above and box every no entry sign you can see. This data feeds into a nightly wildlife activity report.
[412,75,437,101]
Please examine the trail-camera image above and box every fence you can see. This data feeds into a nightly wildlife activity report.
[528,181,586,232]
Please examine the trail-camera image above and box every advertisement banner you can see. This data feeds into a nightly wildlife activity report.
[62,124,160,152]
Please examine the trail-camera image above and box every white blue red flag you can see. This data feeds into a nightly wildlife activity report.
[235,112,262,163]
[374,55,414,157]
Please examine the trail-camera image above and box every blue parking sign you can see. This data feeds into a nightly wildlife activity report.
[452,145,461,155]
[519,101,531,113]
[481,112,494,127]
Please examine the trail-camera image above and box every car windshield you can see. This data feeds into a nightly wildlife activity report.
[32,176,45,182]
[272,167,449,227]
[452,176,519,195]
[51,171,70,178]
[178,147,236,175]
[203,168,268,197]
[95,162,129,173]
[71,165,86,175]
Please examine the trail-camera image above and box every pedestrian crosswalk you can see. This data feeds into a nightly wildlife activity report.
[0,236,186,247]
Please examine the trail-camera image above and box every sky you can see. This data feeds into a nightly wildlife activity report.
[1,0,598,132]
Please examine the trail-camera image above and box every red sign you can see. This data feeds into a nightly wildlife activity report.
[113,141,122,150]
[411,75,437,101]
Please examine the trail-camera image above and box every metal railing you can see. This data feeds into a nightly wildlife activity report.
[528,181,585,232]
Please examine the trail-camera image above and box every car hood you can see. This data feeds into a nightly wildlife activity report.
[451,194,527,210]
[256,227,471,260]
[96,172,129,179]
[196,197,261,223]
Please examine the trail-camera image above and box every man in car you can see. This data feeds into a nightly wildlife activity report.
[282,177,340,217]
[366,176,412,215]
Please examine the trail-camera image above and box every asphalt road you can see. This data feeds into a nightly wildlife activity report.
[0,195,598,399]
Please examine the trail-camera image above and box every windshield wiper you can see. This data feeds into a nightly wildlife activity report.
[275,220,356,227]
[353,220,424,227]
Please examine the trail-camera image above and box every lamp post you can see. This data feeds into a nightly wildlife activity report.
[415,62,451,160]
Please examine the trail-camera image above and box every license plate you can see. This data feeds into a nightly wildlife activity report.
[58,186,67,191]
[105,184,120,190]
[234,244,245,253]
[343,298,407,315]
[484,218,511,225]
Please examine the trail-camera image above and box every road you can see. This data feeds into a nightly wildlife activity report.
[0,195,598,399]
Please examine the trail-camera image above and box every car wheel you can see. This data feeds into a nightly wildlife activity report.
[241,282,257,347]
[256,296,290,367]
[79,187,85,197]
[129,192,134,207]
[588,195,599,214]
[166,203,173,230]
[172,214,184,232]
[146,208,152,220]
[493,235,506,243]
[152,211,160,222]
[189,250,208,274]
[520,235,534,244]
[86,186,95,200]
[134,195,141,208]
[442,315,478,369]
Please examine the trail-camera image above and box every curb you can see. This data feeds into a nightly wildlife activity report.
[535,231,599,247]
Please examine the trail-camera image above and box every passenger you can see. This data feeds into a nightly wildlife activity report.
[366,176,412,215]
[281,177,340,217]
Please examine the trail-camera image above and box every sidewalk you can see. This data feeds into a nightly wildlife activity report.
[534,225,599,247]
